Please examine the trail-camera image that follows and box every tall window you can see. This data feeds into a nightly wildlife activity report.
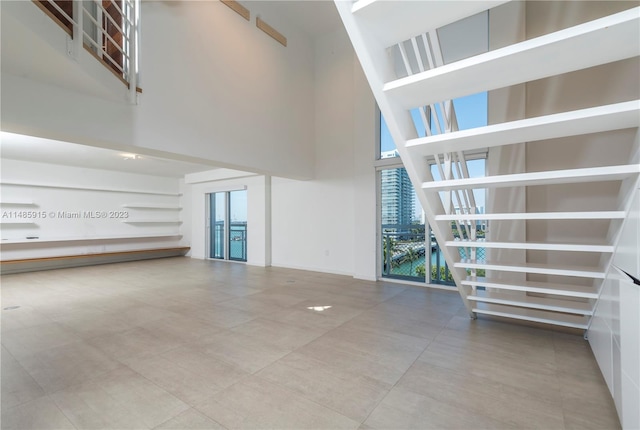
[380,167,426,281]
[376,10,489,286]
[208,190,247,262]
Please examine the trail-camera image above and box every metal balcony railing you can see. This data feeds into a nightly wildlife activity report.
[229,223,247,262]
[210,221,247,262]
[381,223,484,285]
[33,0,140,101]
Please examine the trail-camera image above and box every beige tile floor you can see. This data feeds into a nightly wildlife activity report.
[1,257,619,429]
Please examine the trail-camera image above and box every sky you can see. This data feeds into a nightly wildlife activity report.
[380,91,488,215]
[211,190,248,222]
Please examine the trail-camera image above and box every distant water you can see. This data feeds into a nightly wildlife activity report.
[230,240,246,260]
[391,251,439,277]
[391,248,479,278]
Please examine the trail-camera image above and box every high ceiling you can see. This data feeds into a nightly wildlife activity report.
[257,1,342,37]
[1,1,342,178]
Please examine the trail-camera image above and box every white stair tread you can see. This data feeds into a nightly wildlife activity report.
[422,164,639,191]
[350,0,507,48]
[384,7,640,110]
[446,240,613,253]
[435,211,625,221]
[468,290,593,315]
[462,276,598,299]
[455,259,606,278]
[405,101,640,156]
[472,303,589,329]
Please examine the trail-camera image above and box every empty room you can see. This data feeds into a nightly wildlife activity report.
[1,1,639,429]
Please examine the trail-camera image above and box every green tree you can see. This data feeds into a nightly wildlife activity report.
[402,246,419,276]
[432,266,454,283]
[382,236,398,275]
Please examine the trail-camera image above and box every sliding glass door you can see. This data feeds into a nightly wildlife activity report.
[209,193,226,259]
[228,190,247,261]
[208,190,247,262]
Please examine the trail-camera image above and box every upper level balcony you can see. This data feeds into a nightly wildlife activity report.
[3,0,140,103]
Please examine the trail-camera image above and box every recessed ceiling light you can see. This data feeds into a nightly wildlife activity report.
[122,153,141,161]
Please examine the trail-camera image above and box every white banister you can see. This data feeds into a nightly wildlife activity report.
[71,0,82,59]
[128,0,138,103]
[37,0,140,103]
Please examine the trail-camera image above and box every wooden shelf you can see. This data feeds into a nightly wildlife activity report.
[122,204,182,210]
[2,181,180,196]
[122,220,182,224]
[0,200,36,206]
[0,234,182,245]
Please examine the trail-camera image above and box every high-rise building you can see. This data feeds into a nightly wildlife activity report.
[380,151,415,227]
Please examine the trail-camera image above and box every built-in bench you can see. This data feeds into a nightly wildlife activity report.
[0,247,190,275]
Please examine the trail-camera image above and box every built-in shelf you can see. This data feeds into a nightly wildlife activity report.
[122,204,182,210]
[0,233,182,245]
[2,181,180,196]
[122,220,182,224]
[0,200,36,206]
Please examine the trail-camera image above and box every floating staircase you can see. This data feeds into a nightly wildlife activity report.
[335,0,640,331]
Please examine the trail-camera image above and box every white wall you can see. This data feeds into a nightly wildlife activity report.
[486,1,527,283]
[589,175,640,430]
[271,27,377,280]
[0,158,183,260]
[523,1,639,286]
[183,171,271,267]
[2,1,378,278]
[1,1,316,179]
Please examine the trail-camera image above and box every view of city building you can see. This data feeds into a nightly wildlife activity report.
[380,150,416,227]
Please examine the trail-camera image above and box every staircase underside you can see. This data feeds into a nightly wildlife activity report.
[336,0,640,330]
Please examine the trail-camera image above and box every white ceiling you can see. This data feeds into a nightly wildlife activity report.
[0,133,220,177]
[258,1,342,37]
